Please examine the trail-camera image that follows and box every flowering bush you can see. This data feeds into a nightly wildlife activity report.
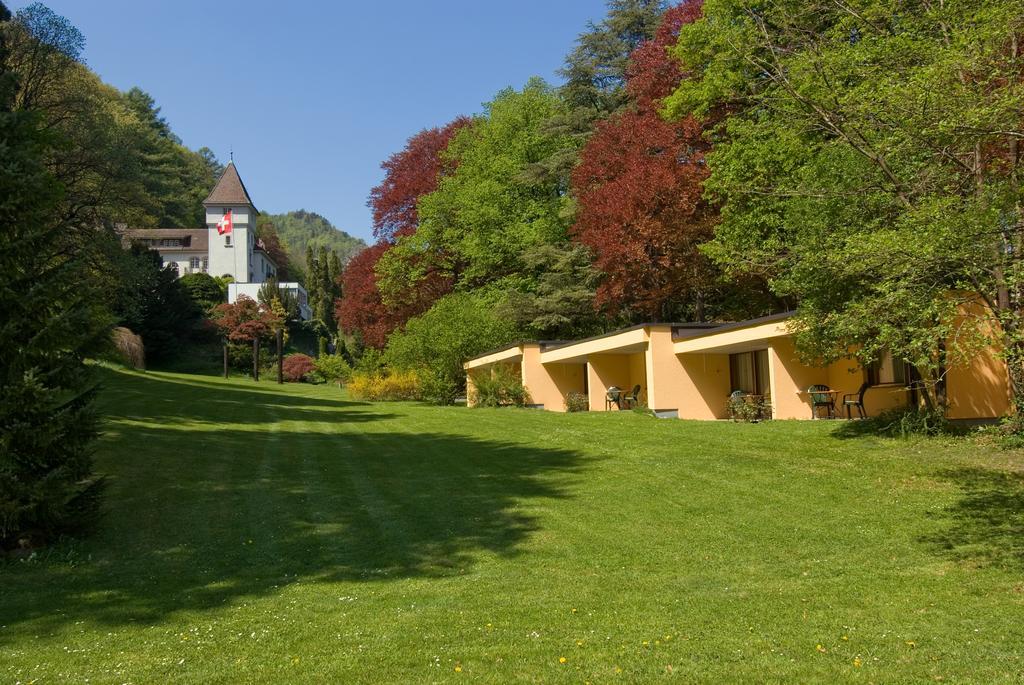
[348,370,421,401]
[282,354,315,382]
[564,392,589,413]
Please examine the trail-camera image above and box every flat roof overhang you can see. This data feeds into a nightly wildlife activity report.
[464,345,524,370]
[673,318,793,355]
[541,327,649,365]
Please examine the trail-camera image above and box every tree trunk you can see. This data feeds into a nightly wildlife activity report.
[277,329,284,385]
[223,342,229,379]
[252,338,260,382]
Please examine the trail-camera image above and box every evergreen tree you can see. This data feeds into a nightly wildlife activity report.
[559,0,666,114]
[0,1,106,548]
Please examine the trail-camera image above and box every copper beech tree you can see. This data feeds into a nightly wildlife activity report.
[211,296,281,344]
[367,117,471,243]
[337,119,467,347]
[571,1,716,321]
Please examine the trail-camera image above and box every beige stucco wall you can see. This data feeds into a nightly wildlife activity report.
[769,337,829,419]
[769,338,909,419]
[522,345,585,412]
[672,353,732,419]
[947,346,1011,419]
[587,353,647,411]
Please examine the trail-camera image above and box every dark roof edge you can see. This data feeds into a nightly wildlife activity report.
[540,322,716,353]
[671,311,795,343]
[465,339,573,364]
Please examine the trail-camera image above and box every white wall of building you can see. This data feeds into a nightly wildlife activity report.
[161,252,208,276]
[206,206,252,282]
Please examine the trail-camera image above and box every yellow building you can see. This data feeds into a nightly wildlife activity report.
[464,313,1012,421]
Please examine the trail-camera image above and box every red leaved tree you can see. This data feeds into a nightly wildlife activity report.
[211,296,281,343]
[339,117,468,347]
[335,244,393,349]
[368,117,471,243]
[335,244,453,349]
[571,1,715,321]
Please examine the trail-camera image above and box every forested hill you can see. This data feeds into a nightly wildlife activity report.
[262,210,366,269]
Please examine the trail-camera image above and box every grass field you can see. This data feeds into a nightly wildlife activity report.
[2,367,1023,683]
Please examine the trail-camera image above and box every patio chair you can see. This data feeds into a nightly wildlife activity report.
[728,390,747,420]
[623,384,642,409]
[605,386,622,411]
[807,384,836,419]
[842,381,870,419]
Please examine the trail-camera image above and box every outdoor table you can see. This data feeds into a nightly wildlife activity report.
[797,389,841,419]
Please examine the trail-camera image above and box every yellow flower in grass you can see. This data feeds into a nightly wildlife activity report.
[853,656,863,668]
[576,640,584,647]
[816,644,827,653]
[559,656,567,664]
[454,664,462,673]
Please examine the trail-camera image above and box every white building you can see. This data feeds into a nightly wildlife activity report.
[124,162,311,320]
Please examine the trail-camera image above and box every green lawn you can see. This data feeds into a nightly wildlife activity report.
[2,368,1022,683]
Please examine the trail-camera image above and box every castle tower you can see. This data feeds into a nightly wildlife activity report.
[204,162,258,283]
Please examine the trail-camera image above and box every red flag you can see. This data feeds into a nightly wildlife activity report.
[217,210,233,235]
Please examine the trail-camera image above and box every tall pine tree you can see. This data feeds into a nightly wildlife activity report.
[0,1,107,549]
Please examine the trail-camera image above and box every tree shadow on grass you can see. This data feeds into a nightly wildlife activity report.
[922,467,1024,570]
[0,372,590,638]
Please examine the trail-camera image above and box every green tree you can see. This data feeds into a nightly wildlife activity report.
[666,0,1024,412]
[0,1,106,547]
[180,272,226,312]
[379,79,581,297]
[111,245,202,363]
[383,292,522,404]
[303,245,343,354]
[497,243,604,339]
[263,209,365,280]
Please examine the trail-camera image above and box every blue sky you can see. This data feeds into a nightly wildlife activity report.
[10,0,610,241]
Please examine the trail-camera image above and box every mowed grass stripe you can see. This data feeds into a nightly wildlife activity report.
[1,367,1022,683]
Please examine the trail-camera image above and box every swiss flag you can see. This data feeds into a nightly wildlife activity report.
[217,210,233,235]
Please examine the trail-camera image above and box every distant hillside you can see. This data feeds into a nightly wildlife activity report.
[263,210,366,273]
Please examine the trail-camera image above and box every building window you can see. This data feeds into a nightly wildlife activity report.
[190,257,201,270]
[202,257,208,271]
[868,350,908,386]
[730,349,770,396]
[225,235,231,247]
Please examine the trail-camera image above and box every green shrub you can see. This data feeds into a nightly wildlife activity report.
[314,354,352,386]
[869,407,952,437]
[473,366,531,408]
[420,371,460,406]
[728,395,770,422]
[565,392,589,413]
[383,292,520,404]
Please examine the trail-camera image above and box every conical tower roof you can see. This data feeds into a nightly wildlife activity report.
[203,161,257,210]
